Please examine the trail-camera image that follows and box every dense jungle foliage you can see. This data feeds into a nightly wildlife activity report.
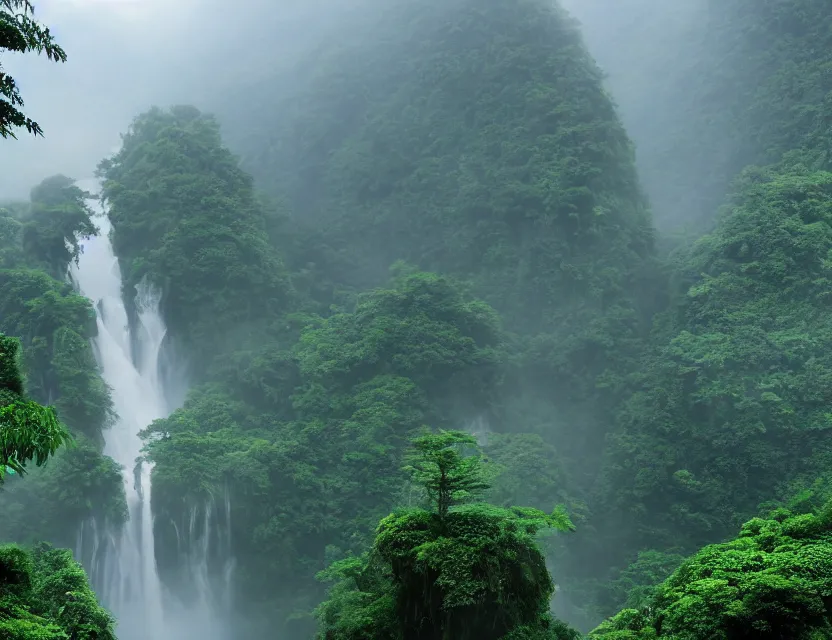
[96,105,293,375]
[90,0,659,632]
[0,333,69,484]
[234,0,657,318]
[0,285,114,636]
[94,0,832,635]
[597,160,832,554]
[220,0,662,542]
[574,0,832,626]
[0,177,124,547]
[5,0,832,638]
[591,500,832,640]
[0,543,116,639]
[314,430,581,640]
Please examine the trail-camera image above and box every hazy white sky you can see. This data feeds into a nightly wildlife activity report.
[1,0,330,198]
[2,1,188,195]
[3,0,699,205]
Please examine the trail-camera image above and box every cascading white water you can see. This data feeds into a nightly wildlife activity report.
[177,491,236,620]
[69,180,234,639]
[70,199,167,639]
[467,415,491,447]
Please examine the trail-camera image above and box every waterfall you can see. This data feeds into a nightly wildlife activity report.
[467,415,491,447]
[69,180,233,639]
[178,490,236,617]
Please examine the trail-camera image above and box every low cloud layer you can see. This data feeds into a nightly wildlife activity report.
[1,0,339,197]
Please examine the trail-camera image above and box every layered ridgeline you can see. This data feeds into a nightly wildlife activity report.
[566,0,832,233]
[96,0,658,634]
[0,176,125,547]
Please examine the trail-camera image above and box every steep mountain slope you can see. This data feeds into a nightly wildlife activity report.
[228,0,656,329]
[566,0,832,233]
[97,106,294,377]
[101,0,661,634]
[12,0,832,635]
[600,158,832,557]
[217,0,661,498]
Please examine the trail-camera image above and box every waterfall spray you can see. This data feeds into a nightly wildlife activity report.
[70,180,234,640]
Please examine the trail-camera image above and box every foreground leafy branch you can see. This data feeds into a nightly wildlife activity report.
[0,0,67,138]
[0,333,71,481]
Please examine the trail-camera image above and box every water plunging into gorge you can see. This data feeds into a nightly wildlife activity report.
[69,181,233,639]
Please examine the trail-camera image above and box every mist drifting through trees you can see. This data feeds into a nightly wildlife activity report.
[3,0,832,638]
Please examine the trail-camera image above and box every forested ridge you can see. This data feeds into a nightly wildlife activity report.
[4,0,832,638]
[222,0,664,518]
[568,0,832,234]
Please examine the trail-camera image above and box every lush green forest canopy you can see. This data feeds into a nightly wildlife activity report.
[0,543,116,639]
[591,506,832,639]
[4,0,832,638]
[314,430,581,640]
[596,160,832,553]
[0,231,115,635]
[0,177,124,548]
[219,0,664,528]
[96,105,293,376]
[87,0,658,630]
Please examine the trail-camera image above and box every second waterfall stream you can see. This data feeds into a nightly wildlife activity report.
[69,180,232,640]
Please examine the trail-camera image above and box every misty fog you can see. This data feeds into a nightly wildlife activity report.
[3,0,832,638]
[0,0,348,196]
[2,0,716,226]
[4,0,726,231]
